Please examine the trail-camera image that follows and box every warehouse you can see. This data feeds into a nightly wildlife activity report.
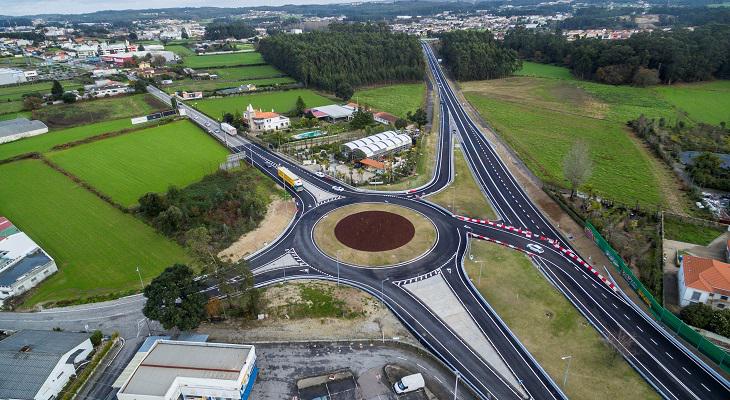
[0,117,49,144]
[0,68,26,86]
[116,340,258,400]
[341,130,412,161]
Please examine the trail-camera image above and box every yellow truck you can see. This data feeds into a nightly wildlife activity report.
[277,166,304,192]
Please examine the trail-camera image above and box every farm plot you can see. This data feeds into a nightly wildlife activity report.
[353,83,425,118]
[0,159,189,307]
[163,77,295,94]
[194,89,332,118]
[32,94,166,128]
[211,65,285,80]
[183,52,265,68]
[46,120,229,206]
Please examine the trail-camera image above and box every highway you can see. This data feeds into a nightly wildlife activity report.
[0,49,727,400]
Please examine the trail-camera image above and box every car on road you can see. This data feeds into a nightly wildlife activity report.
[526,243,544,254]
[315,171,325,178]
[393,373,425,394]
[332,186,344,192]
[214,129,220,134]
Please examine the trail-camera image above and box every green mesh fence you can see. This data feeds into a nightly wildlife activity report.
[584,221,730,373]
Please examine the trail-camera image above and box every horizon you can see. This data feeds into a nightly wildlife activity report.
[0,0,377,17]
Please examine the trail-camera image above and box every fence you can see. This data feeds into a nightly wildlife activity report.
[585,221,730,373]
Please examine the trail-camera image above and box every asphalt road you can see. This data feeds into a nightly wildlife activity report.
[1,47,727,400]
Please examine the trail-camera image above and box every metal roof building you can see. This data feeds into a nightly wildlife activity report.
[0,330,92,400]
[342,131,412,160]
[0,118,49,144]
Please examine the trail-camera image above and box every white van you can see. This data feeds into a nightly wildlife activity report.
[393,373,425,394]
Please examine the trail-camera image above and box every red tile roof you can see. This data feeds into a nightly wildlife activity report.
[374,111,399,124]
[682,255,730,296]
[359,158,385,170]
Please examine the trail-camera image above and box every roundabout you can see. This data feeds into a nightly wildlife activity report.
[313,203,438,268]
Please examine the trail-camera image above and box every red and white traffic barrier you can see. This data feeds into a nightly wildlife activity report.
[455,215,533,238]
[538,236,617,292]
[468,232,535,257]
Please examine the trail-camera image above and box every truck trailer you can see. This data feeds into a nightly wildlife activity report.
[221,122,237,136]
[277,166,304,192]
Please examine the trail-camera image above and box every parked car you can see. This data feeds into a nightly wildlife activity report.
[393,373,425,394]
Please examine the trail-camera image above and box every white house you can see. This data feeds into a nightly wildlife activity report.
[243,104,290,133]
[0,330,92,400]
[678,254,730,308]
[116,340,258,400]
[0,217,58,305]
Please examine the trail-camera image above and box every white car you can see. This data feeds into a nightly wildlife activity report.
[315,171,325,178]
[332,186,344,192]
[526,243,544,254]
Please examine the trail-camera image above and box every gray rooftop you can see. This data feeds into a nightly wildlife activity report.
[0,330,90,400]
[0,118,48,139]
[312,104,355,119]
[0,249,52,287]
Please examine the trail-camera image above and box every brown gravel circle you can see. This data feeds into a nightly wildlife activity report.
[333,211,416,252]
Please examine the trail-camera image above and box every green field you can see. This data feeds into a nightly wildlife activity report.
[194,89,332,118]
[465,241,658,400]
[0,118,133,161]
[0,111,31,121]
[353,83,425,118]
[515,61,576,80]
[32,94,166,128]
[211,65,285,80]
[664,218,725,246]
[166,44,196,57]
[46,120,229,206]
[654,81,730,125]
[163,77,295,94]
[0,80,83,102]
[182,52,265,68]
[0,159,189,307]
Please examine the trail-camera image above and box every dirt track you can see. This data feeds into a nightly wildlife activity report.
[334,211,415,252]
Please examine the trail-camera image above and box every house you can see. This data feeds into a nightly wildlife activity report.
[0,330,92,400]
[0,118,48,144]
[678,254,730,308]
[0,217,58,305]
[84,80,132,98]
[243,104,290,133]
[359,158,386,173]
[116,340,258,400]
[374,111,399,125]
[179,91,203,100]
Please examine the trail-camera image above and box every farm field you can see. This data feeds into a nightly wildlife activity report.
[46,120,228,206]
[515,61,575,80]
[211,65,285,80]
[194,89,332,118]
[0,80,83,102]
[465,241,658,400]
[0,111,31,121]
[163,77,295,94]
[654,81,730,125]
[32,94,167,128]
[353,83,425,118]
[165,44,195,57]
[0,159,189,307]
[182,52,265,68]
[663,218,725,246]
[0,117,133,161]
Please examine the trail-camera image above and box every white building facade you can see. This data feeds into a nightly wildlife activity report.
[244,104,290,132]
[678,254,730,308]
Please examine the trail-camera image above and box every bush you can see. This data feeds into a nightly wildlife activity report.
[90,330,103,347]
[679,302,714,328]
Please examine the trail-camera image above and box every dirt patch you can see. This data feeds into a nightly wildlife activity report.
[334,211,415,252]
[218,197,295,262]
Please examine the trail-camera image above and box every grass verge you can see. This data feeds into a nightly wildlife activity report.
[663,218,725,246]
[464,240,658,400]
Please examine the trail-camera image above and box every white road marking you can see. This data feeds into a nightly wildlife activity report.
[623,314,630,320]
[397,356,407,360]
[701,383,710,392]
[665,352,674,360]
[417,363,427,370]
[636,326,644,333]
[601,293,607,299]
[650,338,658,345]
[682,367,691,375]
[612,303,618,309]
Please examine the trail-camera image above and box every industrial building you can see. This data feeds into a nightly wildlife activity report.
[0,330,92,400]
[341,130,412,160]
[305,104,356,122]
[0,67,27,86]
[116,340,258,400]
[0,217,58,305]
[0,117,49,144]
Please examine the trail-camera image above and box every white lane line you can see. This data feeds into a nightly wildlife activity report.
[435,376,444,384]
[636,326,644,333]
[416,363,427,370]
[612,303,618,309]
[650,338,658,345]
[623,314,630,320]
[701,383,710,392]
[397,356,407,360]
[583,275,588,280]
[665,352,674,360]
[601,293,607,299]
[682,367,691,375]
[592,283,597,288]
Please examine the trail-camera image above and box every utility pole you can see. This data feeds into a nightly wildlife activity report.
[381,277,390,302]
[336,250,341,286]
[453,371,460,400]
[136,266,152,337]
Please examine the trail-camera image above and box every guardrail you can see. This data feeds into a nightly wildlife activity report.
[585,221,730,373]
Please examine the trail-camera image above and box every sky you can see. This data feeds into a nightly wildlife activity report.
[0,0,370,17]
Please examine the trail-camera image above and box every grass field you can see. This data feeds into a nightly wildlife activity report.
[0,159,189,307]
[165,44,195,57]
[428,147,497,219]
[654,81,730,125]
[46,120,228,206]
[163,77,295,94]
[353,83,425,118]
[0,80,83,102]
[0,118,133,161]
[0,111,31,121]
[182,52,265,68]
[465,241,658,400]
[663,218,725,246]
[515,61,576,80]
[211,65,285,80]
[32,94,166,128]
[194,89,332,119]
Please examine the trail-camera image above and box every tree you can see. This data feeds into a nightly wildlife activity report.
[22,95,43,110]
[680,302,714,328]
[170,97,178,111]
[143,264,207,331]
[181,28,189,39]
[563,141,593,199]
[632,67,659,87]
[184,226,216,271]
[128,31,138,41]
[155,205,184,234]
[350,109,374,130]
[222,112,234,124]
[151,55,167,68]
[138,192,167,218]
[138,44,145,51]
[335,81,354,101]
[395,118,408,129]
[51,80,64,100]
[61,92,76,104]
[90,330,103,346]
[709,309,730,337]
[134,79,148,93]
[294,96,307,116]
[407,108,428,128]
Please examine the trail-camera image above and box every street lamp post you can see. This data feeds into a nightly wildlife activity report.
[561,355,572,388]
[136,266,152,337]
[453,371,460,400]
[476,260,485,285]
[381,277,390,302]
[336,250,341,286]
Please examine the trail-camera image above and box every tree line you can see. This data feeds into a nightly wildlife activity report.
[502,24,730,85]
[437,30,522,81]
[257,23,425,97]
[204,20,257,40]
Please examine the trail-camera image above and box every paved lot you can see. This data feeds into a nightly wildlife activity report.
[251,341,476,400]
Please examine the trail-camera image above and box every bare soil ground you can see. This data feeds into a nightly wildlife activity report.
[335,211,415,251]
[197,280,419,346]
[218,197,296,262]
